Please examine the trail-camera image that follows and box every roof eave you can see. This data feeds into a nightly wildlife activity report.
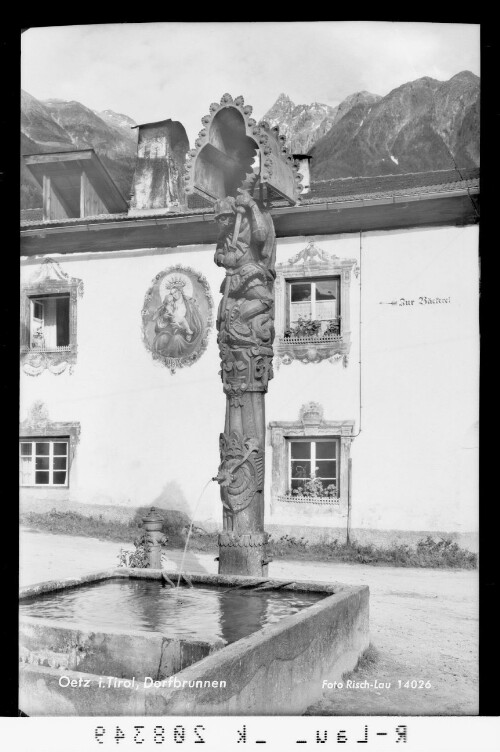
[20,188,479,258]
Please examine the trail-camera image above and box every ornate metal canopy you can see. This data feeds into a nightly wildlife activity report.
[184,93,302,205]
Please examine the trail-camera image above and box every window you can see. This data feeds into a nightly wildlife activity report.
[21,258,83,376]
[289,438,339,498]
[269,405,355,512]
[287,277,340,336]
[19,438,69,486]
[275,241,358,367]
[29,294,70,350]
[19,402,80,490]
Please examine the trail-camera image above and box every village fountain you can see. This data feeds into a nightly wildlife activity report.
[19,94,369,716]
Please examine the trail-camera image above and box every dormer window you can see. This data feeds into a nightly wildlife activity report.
[23,149,128,221]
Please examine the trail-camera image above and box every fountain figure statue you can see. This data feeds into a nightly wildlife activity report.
[212,188,276,575]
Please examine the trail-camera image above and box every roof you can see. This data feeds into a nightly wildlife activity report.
[23,149,129,214]
[21,208,43,223]
[306,168,479,201]
[131,118,177,129]
[20,167,479,231]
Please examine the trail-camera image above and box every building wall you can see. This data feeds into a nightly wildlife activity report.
[351,225,479,542]
[20,223,479,548]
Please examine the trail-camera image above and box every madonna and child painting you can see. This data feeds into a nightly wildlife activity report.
[142,266,213,373]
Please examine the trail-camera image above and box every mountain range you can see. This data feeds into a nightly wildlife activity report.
[20,71,479,210]
[304,71,480,179]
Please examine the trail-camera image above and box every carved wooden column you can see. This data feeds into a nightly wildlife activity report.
[183,93,302,576]
[212,193,276,576]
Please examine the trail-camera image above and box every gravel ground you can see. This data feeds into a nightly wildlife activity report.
[20,528,478,715]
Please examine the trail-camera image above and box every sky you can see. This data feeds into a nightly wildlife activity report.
[21,22,480,146]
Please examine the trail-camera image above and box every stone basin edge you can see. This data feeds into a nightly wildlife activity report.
[19,569,370,715]
[19,567,348,599]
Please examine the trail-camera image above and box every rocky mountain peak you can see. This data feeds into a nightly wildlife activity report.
[97,109,137,132]
[275,92,293,104]
[449,70,479,84]
[264,92,296,123]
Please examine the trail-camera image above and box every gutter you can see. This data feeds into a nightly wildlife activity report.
[20,187,479,238]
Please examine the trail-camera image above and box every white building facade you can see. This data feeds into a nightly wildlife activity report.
[20,157,479,551]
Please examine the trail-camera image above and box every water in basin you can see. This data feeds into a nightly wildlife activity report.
[20,579,325,645]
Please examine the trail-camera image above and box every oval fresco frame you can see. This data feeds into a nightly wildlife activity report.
[141,265,214,374]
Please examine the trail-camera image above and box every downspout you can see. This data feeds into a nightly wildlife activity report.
[346,230,364,545]
[347,458,352,545]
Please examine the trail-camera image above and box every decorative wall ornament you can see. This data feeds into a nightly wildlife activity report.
[286,241,333,266]
[299,402,324,425]
[26,258,84,291]
[141,265,213,374]
[268,406,355,515]
[23,400,50,429]
[20,258,84,376]
[274,241,358,368]
[21,352,70,377]
[20,401,81,462]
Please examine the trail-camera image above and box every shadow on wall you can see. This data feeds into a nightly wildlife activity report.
[20,480,217,544]
[134,480,202,548]
[151,480,190,515]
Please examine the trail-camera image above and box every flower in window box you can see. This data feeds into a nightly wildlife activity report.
[292,470,337,498]
[285,317,322,339]
[324,319,340,337]
[32,327,45,348]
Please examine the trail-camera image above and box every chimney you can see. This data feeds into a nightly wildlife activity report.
[293,154,312,195]
[129,119,190,215]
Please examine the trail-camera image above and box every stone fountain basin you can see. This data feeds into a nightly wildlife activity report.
[19,568,369,716]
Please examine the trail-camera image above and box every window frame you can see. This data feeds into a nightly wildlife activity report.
[286,275,341,333]
[274,241,358,367]
[19,437,70,487]
[28,292,71,350]
[288,436,340,498]
[19,402,80,492]
[269,407,355,513]
[20,258,83,376]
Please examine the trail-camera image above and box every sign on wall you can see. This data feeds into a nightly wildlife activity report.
[141,265,213,374]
